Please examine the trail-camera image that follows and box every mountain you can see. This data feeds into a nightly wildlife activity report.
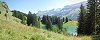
[37,1,87,20]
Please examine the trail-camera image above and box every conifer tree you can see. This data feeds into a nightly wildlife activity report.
[46,16,52,30]
[65,17,68,23]
[57,17,63,32]
[32,13,40,28]
[95,0,100,34]
[77,4,86,35]
[41,15,47,24]
[63,17,65,22]
[86,0,96,35]
[27,11,33,26]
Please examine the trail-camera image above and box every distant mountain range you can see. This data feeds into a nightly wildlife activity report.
[36,1,87,20]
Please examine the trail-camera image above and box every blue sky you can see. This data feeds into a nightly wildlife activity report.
[1,0,87,13]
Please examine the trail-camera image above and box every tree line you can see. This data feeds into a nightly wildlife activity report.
[12,10,69,34]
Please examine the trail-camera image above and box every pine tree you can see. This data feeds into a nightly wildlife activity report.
[38,17,41,28]
[59,19,63,32]
[32,13,40,28]
[46,16,52,30]
[86,0,96,35]
[51,16,55,25]
[63,17,65,22]
[65,17,68,23]
[51,16,58,25]
[41,15,47,24]
[77,4,86,35]
[41,15,52,30]
[27,11,33,26]
[95,0,100,35]
[57,17,63,33]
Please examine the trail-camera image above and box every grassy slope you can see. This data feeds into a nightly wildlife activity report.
[0,16,66,40]
[0,1,92,40]
[0,15,92,40]
[63,21,78,28]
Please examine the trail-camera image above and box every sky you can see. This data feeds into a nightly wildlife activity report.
[1,0,87,13]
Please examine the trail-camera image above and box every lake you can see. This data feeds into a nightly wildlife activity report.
[67,26,77,36]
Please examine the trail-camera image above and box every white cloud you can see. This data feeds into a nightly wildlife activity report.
[64,0,87,5]
[51,0,87,9]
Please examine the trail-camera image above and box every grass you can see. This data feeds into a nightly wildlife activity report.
[40,22,46,29]
[63,21,78,28]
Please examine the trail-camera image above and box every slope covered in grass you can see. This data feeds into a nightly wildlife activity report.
[0,15,92,40]
[63,21,78,27]
[0,17,65,40]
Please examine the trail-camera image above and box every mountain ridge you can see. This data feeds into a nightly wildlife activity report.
[37,1,87,20]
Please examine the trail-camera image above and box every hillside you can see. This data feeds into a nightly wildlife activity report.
[0,14,67,40]
[0,1,91,40]
[0,16,91,40]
